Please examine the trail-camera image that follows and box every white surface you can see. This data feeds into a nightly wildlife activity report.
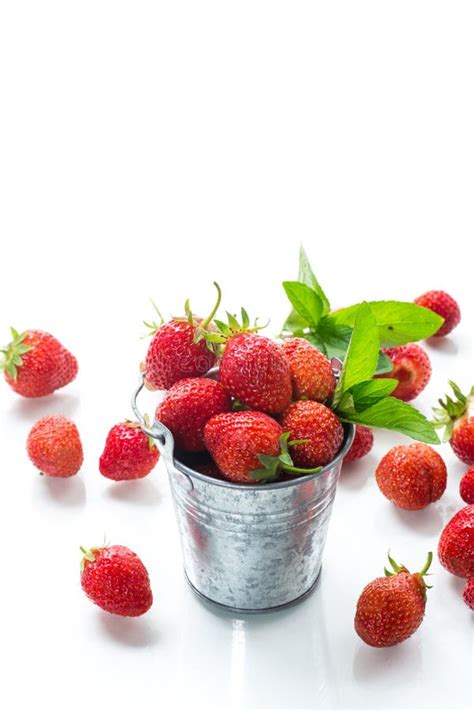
[0,2,473,710]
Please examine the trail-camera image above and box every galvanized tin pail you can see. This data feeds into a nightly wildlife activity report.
[132,376,354,613]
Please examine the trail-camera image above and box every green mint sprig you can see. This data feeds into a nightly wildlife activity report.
[281,247,444,370]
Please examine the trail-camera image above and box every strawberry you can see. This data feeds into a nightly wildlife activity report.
[99,421,159,481]
[354,552,432,647]
[27,415,83,477]
[438,505,474,578]
[1,328,78,398]
[80,545,153,616]
[414,290,461,337]
[377,343,431,402]
[343,425,374,463]
[460,466,474,505]
[279,400,344,468]
[432,382,474,465]
[463,578,474,610]
[375,443,446,510]
[156,377,231,452]
[143,284,221,390]
[282,337,336,402]
[203,411,319,484]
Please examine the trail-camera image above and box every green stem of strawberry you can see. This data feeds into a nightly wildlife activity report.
[281,463,322,475]
[201,282,222,330]
[419,551,433,577]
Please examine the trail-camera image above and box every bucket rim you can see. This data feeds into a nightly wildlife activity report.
[173,422,355,491]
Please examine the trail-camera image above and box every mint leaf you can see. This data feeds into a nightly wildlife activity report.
[297,246,330,315]
[339,397,440,445]
[349,379,399,410]
[317,317,392,373]
[333,302,379,406]
[282,282,323,330]
[330,301,444,346]
[376,351,393,375]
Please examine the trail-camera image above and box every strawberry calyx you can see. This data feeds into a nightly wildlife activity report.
[432,381,474,441]
[143,299,165,336]
[125,417,157,451]
[0,327,33,380]
[205,307,268,345]
[384,550,433,593]
[80,545,101,574]
[249,432,322,482]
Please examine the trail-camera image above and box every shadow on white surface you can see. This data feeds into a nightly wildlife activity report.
[339,458,374,490]
[103,478,162,506]
[34,475,86,508]
[389,504,445,536]
[447,574,467,596]
[8,391,80,422]
[98,612,159,648]
[425,337,459,355]
[352,639,423,683]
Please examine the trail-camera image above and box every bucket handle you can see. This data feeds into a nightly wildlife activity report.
[131,375,194,492]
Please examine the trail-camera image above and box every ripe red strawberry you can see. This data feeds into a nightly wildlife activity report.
[1,328,78,397]
[219,333,292,415]
[414,290,461,337]
[27,415,83,477]
[438,505,474,578]
[355,552,432,647]
[280,400,344,468]
[432,382,474,465]
[80,545,153,616]
[99,421,159,481]
[282,338,336,403]
[460,466,474,505]
[156,377,231,452]
[204,411,283,484]
[143,285,221,390]
[344,425,374,463]
[463,578,474,610]
[375,443,446,510]
[377,343,431,402]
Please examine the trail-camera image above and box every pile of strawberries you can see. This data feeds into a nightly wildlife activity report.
[1,270,473,644]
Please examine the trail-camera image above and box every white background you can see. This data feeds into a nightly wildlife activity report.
[0,2,472,710]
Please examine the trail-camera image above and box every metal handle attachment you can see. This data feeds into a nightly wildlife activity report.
[131,375,194,491]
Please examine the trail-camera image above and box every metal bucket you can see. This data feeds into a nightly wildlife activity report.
[132,376,354,614]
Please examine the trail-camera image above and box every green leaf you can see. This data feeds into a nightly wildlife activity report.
[340,397,440,444]
[349,379,399,410]
[282,282,323,330]
[333,303,379,406]
[376,351,394,375]
[330,301,444,346]
[317,317,392,373]
[297,246,330,315]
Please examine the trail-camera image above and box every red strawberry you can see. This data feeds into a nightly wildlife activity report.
[219,333,292,415]
[280,400,344,469]
[1,328,78,397]
[156,377,231,452]
[377,343,431,402]
[432,382,474,465]
[344,425,374,463]
[460,466,474,505]
[143,285,221,390]
[282,338,336,403]
[414,290,461,337]
[463,578,474,610]
[204,411,283,484]
[438,505,474,578]
[354,552,432,647]
[27,415,83,477]
[99,421,159,481]
[80,545,153,617]
[375,443,446,510]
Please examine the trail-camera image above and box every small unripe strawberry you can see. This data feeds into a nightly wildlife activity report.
[99,421,159,481]
[414,290,460,337]
[27,415,83,477]
[463,578,474,610]
[156,377,231,452]
[282,337,335,403]
[344,425,374,463]
[375,443,446,510]
[280,400,344,468]
[460,466,474,505]
[355,552,432,647]
[1,328,78,398]
[80,545,153,617]
[378,343,431,402]
[438,505,474,578]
